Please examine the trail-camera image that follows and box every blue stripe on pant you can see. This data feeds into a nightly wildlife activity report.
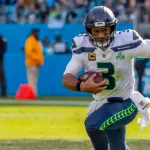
[85,98,138,150]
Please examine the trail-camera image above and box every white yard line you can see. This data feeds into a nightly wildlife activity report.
[0,113,66,117]
[0,99,90,106]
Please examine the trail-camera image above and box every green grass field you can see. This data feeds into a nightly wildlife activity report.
[0,98,150,150]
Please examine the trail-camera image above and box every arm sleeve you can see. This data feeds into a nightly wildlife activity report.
[63,37,84,76]
[63,53,83,76]
[131,39,150,59]
[125,30,150,59]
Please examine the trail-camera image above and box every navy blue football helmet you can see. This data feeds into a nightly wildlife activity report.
[84,6,118,50]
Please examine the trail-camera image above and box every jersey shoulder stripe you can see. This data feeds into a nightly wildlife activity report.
[111,40,142,52]
[73,47,96,54]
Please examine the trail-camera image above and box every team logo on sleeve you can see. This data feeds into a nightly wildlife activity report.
[88,53,96,61]
[116,52,125,60]
[71,39,77,49]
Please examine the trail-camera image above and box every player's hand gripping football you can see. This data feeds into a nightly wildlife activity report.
[80,74,107,94]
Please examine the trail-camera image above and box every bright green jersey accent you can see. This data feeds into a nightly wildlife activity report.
[100,102,137,131]
[116,52,125,60]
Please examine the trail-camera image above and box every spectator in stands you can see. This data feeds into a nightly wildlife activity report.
[11,0,26,23]
[103,0,114,11]
[0,5,9,23]
[25,2,40,24]
[47,3,66,28]
[24,28,44,96]
[126,0,136,22]
[74,4,89,23]
[0,0,139,24]
[139,0,150,23]
[52,33,70,54]
[66,7,77,23]
[114,0,128,22]
[42,36,53,55]
[143,0,150,23]
[134,33,150,95]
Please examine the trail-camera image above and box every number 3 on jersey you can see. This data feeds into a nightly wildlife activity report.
[97,62,116,90]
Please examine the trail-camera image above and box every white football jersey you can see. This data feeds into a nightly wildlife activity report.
[64,29,150,101]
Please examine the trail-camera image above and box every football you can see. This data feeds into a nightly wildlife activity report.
[78,71,104,83]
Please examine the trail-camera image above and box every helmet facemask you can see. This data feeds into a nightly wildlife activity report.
[86,25,116,51]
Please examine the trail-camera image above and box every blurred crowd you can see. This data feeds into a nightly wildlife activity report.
[0,0,149,24]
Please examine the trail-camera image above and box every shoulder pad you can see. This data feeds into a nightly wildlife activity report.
[71,34,88,49]
[117,29,142,41]
[71,34,96,54]
[112,30,142,51]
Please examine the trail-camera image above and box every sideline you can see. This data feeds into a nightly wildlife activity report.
[0,99,90,106]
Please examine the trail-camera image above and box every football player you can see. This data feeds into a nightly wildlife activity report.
[62,6,150,150]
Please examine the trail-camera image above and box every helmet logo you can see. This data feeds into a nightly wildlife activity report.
[95,22,105,27]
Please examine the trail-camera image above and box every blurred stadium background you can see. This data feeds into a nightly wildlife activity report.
[0,0,150,150]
